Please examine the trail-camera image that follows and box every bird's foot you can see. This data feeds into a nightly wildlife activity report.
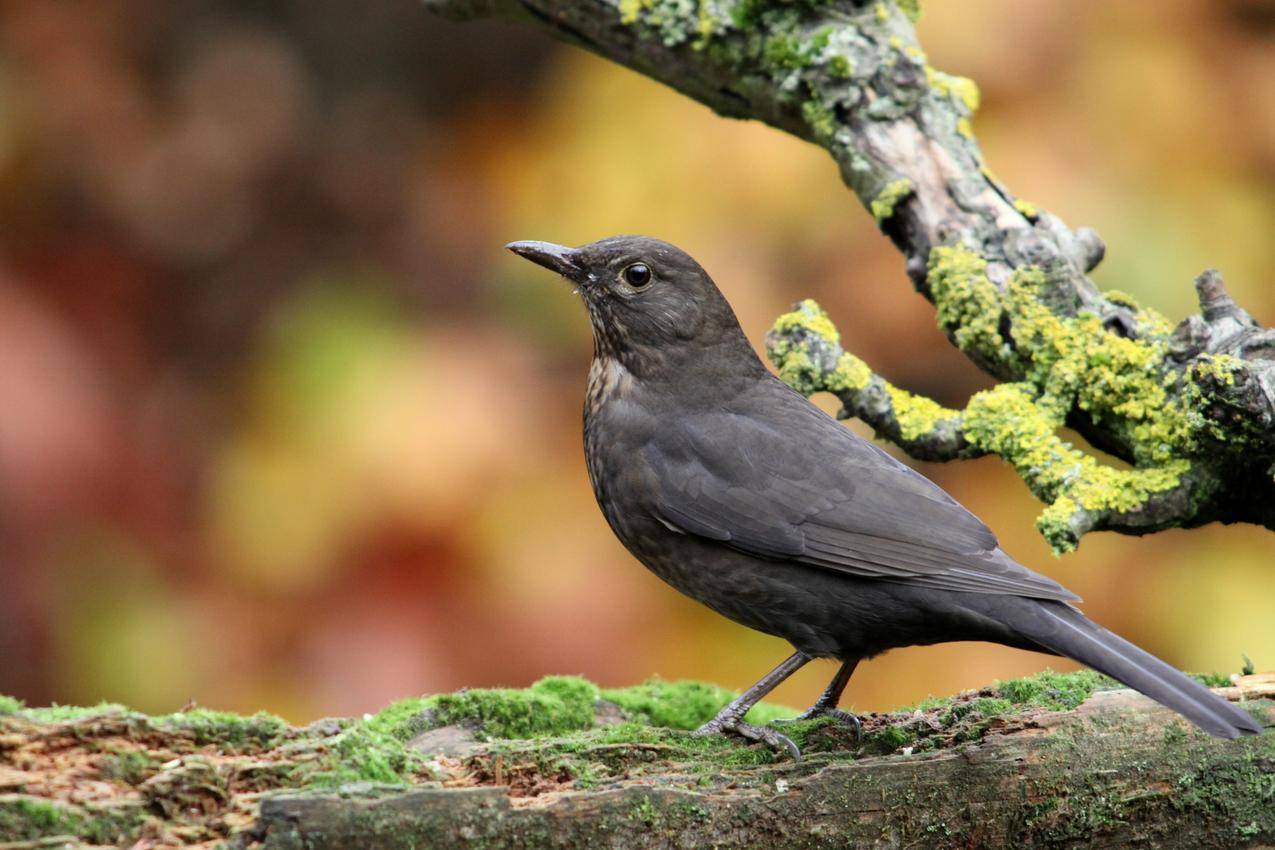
[693,715,801,762]
[773,706,862,741]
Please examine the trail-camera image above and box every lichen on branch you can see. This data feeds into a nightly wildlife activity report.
[767,290,1212,553]
[425,0,1275,547]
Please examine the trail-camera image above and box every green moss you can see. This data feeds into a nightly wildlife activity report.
[961,696,1014,717]
[864,723,914,752]
[870,178,914,224]
[1188,672,1233,689]
[602,678,793,729]
[0,800,142,846]
[1171,739,1275,840]
[762,32,809,72]
[365,696,430,741]
[993,669,1116,711]
[897,0,922,22]
[100,749,160,785]
[23,702,130,723]
[311,722,421,787]
[729,0,767,30]
[155,708,287,749]
[0,798,82,843]
[0,695,21,715]
[801,98,837,142]
[418,675,600,740]
[827,54,854,79]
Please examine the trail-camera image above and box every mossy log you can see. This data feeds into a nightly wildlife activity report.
[1,671,1272,849]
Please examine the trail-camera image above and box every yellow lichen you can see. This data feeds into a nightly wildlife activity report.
[1103,290,1139,309]
[1013,199,1038,219]
[925,67,980,113]
[767,300,844,396]
[1189,353,1242,387]
[693,0,718,46]
[870,178,914,224]
[619,0,646,25]
[926,245,1007,359]
[825,352,873,393]
[887,386,959,442]
[771,257,1213,553]
[771,299,840,345]
[960,382,1189,553]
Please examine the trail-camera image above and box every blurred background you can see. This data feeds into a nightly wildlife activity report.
[0,0,1272,722]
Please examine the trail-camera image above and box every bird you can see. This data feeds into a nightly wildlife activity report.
[506,234,1262,757]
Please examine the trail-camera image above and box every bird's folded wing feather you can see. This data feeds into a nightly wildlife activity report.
[645,401,1077,602]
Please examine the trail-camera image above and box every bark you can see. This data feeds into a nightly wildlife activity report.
[0,674,1271,849]
[423,0,1275,553]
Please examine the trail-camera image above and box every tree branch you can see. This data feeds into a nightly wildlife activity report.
[426,0,1275,551]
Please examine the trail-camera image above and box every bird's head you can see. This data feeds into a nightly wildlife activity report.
[506,235,756,375]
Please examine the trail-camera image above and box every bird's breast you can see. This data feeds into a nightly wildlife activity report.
[582,355,657,538]
[585,355,634,410]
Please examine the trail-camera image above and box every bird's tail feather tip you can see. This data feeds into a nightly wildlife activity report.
[1016,602,1267,741]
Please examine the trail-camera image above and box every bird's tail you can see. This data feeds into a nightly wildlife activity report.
[1005,600,1263,739]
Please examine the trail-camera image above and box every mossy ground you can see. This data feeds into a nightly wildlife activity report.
[0,670,1264,848]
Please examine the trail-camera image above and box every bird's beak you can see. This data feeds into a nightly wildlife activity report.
[505,240,583,280]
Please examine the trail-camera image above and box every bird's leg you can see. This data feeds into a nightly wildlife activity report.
[774,659,862,740]
[692,651,810,760]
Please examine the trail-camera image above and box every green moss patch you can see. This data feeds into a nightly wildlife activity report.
[602,678,794,729]
[154,708,288,748]
[3,671,1262,846]
[991,668,1116,711]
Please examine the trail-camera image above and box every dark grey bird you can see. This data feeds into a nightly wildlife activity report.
[507,235,1262,756]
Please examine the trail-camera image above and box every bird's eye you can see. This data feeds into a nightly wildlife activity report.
[622,263,652,288]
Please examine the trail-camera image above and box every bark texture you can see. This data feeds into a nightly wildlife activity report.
[1,673,1271,849]
[425,0,1275,552]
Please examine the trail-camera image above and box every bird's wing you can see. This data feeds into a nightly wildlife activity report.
[645,391,1078,602]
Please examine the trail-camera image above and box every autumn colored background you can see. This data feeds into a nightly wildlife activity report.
[0,0,1272,723]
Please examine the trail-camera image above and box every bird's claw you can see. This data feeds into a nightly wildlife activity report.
[773,706,862,741]
[693,716,802,762]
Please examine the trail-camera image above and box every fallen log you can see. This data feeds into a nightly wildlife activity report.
[1,671,1271,849]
